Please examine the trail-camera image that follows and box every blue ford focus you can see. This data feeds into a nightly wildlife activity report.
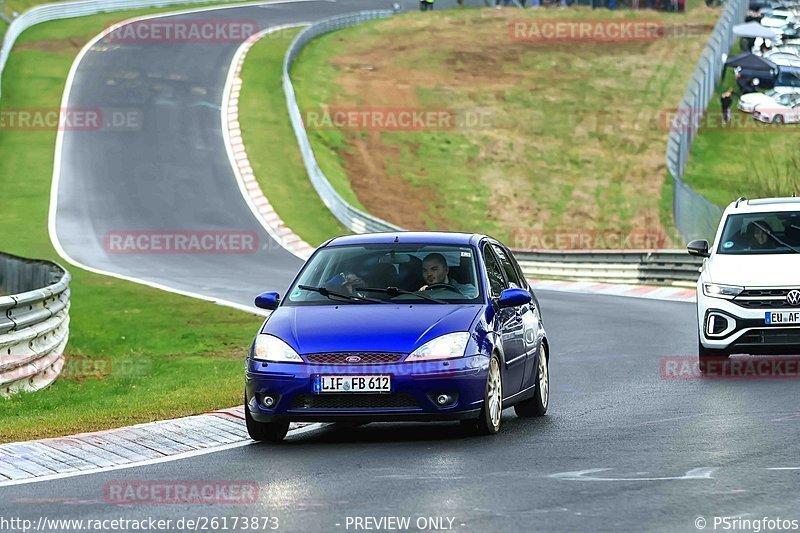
[245,232,550,442]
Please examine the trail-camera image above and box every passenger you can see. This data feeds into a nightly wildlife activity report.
[324,271,365,295]
[418,253,477,297]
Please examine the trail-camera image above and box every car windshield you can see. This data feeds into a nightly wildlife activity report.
[765,89,779,97]
[284,243,483,306]
[718,211,800,254]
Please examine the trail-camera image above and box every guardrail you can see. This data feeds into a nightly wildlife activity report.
[666,0,748,243]
[283,10,402,234]
[0,0,251,101]
[0,252,71,397]
[514,250,702,287]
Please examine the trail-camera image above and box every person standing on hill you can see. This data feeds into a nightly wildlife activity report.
[420,0,434,10]
[720,88,733,124]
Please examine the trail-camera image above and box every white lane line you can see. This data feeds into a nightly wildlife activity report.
[0,422,327,488]
[549,467,716,481]
[48,1,330,315]
[767,467,800,470]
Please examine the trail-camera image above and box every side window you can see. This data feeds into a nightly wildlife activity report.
[482,245,507,298]
[491,244,523,289]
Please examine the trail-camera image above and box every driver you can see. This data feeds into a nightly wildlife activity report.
[746,222,779,251]
[418,253,476,296]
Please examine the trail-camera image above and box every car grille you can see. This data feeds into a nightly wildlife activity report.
[290,393,418,411]
[736,329,800,346]
[303,352,404,364]
[733,289,800,309]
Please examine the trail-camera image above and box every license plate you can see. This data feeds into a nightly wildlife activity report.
[314,375,391,394]
[765,311,800,325]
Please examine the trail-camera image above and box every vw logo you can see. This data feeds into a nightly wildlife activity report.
[788,290,800,306]
[345,355,361,363]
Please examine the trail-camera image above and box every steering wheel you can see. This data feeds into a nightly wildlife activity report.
[423,283,463,295]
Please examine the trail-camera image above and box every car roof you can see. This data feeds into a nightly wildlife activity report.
[324,231,487,247]
[724,197,800,214]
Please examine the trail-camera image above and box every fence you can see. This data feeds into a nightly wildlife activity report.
[666,0,748,242]
[514,249,702,287]
[0,0,254,101]
[0,252,70,397]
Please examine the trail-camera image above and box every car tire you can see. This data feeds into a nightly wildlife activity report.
[476,355,503,435]
[514,343,549,418]
[245,394,290,442]
[698,337,729,374]
[773,114,785,124]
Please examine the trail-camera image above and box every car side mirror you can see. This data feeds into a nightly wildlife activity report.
[255,291,281,310]
[687,239,710,258]
[497,288,532,309]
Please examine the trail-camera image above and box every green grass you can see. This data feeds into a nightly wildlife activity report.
[0,3,277,443]
[289,6,720,245]
[238,28,349,245]
[682,65,800,207]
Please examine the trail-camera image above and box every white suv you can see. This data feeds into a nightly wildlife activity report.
[689,197,800,362]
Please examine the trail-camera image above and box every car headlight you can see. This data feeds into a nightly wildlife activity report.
[252,334,302,363]
[407,332,470,362]
[702,283,744,299]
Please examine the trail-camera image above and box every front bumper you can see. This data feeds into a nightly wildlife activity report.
[245,354,489,423]
[698,289,800,354]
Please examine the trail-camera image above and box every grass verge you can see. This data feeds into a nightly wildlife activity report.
[0,2,274,443]
[681,65,800,206]
[238,27,349,246]
[289,5,720,246]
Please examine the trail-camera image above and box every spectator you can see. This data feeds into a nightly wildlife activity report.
[420,0,434,10]
[720,88,733,124]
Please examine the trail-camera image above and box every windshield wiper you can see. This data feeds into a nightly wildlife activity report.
[360,286,447,304]
[297,285,386,304]
[752,221,800,254]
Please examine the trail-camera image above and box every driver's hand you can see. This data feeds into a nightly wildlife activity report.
[418,285,428,291]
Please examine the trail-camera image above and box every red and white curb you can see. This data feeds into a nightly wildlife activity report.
[529,279,696,303]
[222,24,315,261]
[0,407,319,487]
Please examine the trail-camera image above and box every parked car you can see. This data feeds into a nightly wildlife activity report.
[244,232,551,441]
[689,197,800,365]
[753,93,800,122]
[738,87,800,112]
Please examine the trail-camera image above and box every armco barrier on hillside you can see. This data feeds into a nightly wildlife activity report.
[513,249,702,287]
[0,252,70,397]
[283,10,402,235]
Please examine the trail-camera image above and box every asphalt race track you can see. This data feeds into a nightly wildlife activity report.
[26,0,800,531]
[52,0,486,307]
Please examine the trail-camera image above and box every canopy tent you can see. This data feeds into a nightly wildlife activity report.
[725,51,777,71]
[733,22,780,40]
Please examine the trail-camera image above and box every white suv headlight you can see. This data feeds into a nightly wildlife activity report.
[407,332,470,362]
[703,283,744,299]
[252,334,302,363]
